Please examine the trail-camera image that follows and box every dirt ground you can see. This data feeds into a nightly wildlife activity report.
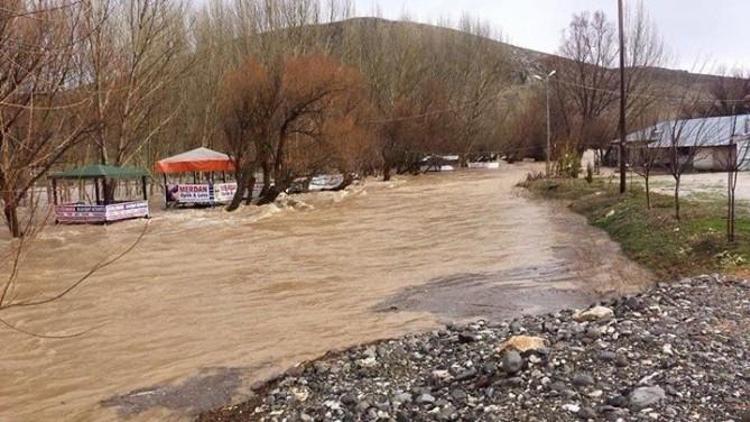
[648,172,750,201]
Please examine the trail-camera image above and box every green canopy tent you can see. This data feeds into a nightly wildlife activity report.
[49,164,151,224]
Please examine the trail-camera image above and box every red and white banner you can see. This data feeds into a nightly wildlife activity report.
[213,183,238,203]
[177,184,212,203]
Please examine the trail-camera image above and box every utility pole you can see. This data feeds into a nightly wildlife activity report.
[533,70,557,176]
[618,0,627,193]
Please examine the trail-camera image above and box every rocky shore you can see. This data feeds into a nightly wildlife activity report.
[200,275,749,421]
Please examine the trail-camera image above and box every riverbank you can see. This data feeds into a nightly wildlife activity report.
[199,274,749,421]
[520,177,750,279]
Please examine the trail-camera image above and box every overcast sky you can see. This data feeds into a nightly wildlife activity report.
[350,0,749,73]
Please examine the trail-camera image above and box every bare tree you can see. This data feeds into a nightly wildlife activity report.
[0,1,96,237]
[446,16,510,165]
[260,54,365,203]
[551,3,665,162]
[552,10,619,154]
[81,0,191,202]
[219,57,274,210]
[626,117,661,209]
[219,52,366,207]
[663,109,721,220]
[723,113,750,242]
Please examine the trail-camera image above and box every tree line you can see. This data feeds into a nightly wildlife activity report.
[1,0,748,237]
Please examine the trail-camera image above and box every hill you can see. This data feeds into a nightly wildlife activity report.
[318,17,731,101]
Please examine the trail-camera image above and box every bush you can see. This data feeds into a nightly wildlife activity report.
[556,151,582,178]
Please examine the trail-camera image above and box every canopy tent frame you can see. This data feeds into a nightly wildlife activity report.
[154,147,236,207]
[48,164,151,224]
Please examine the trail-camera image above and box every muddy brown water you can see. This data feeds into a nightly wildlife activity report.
[0,165,653,421]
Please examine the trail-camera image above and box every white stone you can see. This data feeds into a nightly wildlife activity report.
[291,387,310,402]
[432,370,451,380]
[574,306,615,322]
[629,386,666,410]
[358,356,377,368]
[323,400,342,411]
[562,403,581,413]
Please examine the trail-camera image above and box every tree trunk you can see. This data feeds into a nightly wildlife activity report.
[258,184,283,205]
[382,164,391,182]
[226,171,246,212]
[3,201,20,238]
[728,171,737,242]
[674,177,681,221]
[728,171,732,242]
[259,161,271,198]
[244,173,257,206]
[258,167,288,205]
[735,197,737,234]
[645,175,651,209]
[103,179,116,204]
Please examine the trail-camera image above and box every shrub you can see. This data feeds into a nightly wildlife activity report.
[556,151,582,178]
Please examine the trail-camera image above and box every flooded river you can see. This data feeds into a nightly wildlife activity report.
[0,165,653,421]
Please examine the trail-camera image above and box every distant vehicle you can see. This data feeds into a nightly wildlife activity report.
[468,154,501,169]
[288,174,348,193]
[421,155,459,172]
[309,174,346,191]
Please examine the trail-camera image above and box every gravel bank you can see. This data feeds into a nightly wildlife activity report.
[200,275,749,421]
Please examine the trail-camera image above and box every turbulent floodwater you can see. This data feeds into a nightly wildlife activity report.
[0,165,653,421]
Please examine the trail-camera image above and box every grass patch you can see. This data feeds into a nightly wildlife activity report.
[520,177,750,279]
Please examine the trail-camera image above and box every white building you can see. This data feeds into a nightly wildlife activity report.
[622,114,750,171]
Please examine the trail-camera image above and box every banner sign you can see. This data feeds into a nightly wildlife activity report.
[56,204,107,223]
[56,201,149,224]
[213,183,238,203]
[105,201,149,221]
[177,184,212,203]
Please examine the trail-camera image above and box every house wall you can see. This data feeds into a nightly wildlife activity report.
[626,145,688,170]
[738,141,750,170]
[694,146,734,171]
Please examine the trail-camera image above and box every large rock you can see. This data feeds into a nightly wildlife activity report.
[572,373,595,387]
[502,350,523,374]
[629,386,666,410]
[497,335,547,353]
[417,393,436,405]
[574,306,614,322]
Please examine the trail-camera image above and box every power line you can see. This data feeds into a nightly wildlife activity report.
[553,76,750,105]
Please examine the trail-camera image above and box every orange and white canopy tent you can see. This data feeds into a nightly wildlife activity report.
[155,147,235,174]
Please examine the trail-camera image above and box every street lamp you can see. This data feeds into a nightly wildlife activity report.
[533,70,557,176]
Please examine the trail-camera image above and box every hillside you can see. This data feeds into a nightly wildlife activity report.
[319,17,729,100]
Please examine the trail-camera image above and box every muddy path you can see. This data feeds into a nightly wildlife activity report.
[0,164,653,421]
